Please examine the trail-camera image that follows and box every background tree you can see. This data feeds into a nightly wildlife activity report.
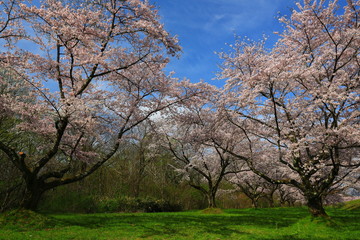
[0,0,199,210]
[227,156,294,208]
[0,67,30,211]
[229,172,266,209]
[218,0,360,217]
[164,138,235,208]
[112,123,164,198]
[277,185,303,207]
[154,87,245,208]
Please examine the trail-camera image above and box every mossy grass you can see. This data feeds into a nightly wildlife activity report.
[0,209,58,230]
[200,207,224,214]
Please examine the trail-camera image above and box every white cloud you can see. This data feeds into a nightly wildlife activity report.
[153,0,296,84]
[156,0,294,34]
[200,0,287,34]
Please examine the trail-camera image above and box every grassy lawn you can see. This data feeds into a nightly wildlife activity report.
[0,205,359,240]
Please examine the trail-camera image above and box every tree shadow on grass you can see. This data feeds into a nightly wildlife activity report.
[115,214,250,239]
[52,213,258,238]
[327,208,360,231]
[50,208,360,239]
[53,210,303,239]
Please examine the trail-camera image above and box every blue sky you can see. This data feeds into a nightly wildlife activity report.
[151,0,300,87]
[21,0,348,88]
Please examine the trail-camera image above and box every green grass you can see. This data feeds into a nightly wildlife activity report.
[340,199,360,211]
[1,207,359,240]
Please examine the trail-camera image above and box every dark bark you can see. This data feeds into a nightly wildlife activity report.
[20,187,45,211]
[306,195,328,217]
[18,170,49,211]
[207,192,217,208]
[251,199,258,208]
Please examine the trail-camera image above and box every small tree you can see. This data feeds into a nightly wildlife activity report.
[0,0,196,210]
[218,0,360,217]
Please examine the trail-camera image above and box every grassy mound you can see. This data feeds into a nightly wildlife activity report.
[341,199,360,211]
[0,209,57,230]
[200,208,224,214]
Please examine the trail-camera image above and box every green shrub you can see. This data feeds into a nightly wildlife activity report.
[97,196,182,213]
[97,197,121,212]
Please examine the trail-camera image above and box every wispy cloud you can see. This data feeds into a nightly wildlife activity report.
[202,0,289,34]
[153,0,296,84]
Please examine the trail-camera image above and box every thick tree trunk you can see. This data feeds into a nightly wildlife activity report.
[207,193,217,208]
[20,188,45,211]
[306,195,328,218]
[20,175,46,211]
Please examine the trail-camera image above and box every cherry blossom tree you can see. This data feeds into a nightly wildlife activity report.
[228,166,304,208]
[228,171,267,208]
[0,0,197,210]
[0,0,26,43]
[153,86,246,208]
[277,185,304,207]
[218,0,360,217]
[164,137,237,208]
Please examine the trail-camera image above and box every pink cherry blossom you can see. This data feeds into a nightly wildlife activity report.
[218,0,360,217]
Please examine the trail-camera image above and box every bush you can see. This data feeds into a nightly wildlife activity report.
[97,197,120,212]
[140,198,182,213]
[97,196,182,213]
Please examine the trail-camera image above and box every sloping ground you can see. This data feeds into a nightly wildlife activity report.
[341,199,360,211]
[0,206,359,240]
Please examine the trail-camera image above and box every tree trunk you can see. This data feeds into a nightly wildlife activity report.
[20,187,45,211]
[251,198,258,208]
[266,195,275,208]
[207,192,217,208]
[20,175,46,211]
[306,195,328,218]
